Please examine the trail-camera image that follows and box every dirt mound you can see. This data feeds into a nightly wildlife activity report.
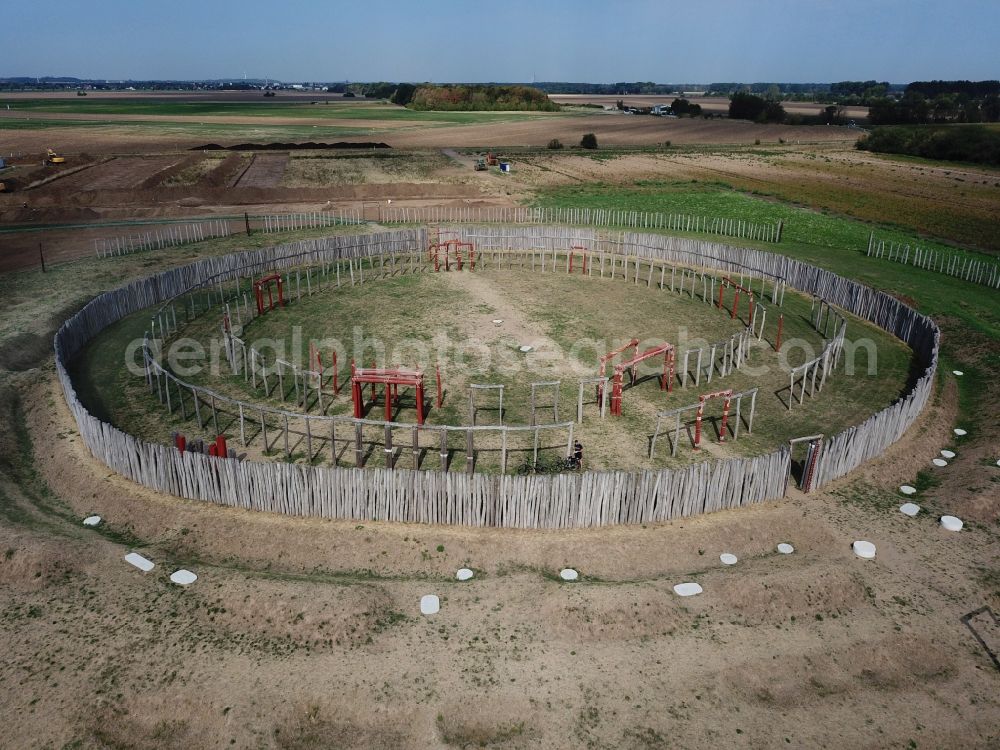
[0,539,83,592]
[709,565,869,625]
[193,141,391,151]
[541,586,694,640]
[274,708,408,750]
[0,298,90,371]
[0,332,51,371]
[138,153,201,189]
[720,633,955,707]
[436,701,538,748]
[192,577,402,648]
[84,697,223,750]
[202,151,245,188]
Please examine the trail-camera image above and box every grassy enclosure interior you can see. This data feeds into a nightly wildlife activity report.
[72,254,913,473]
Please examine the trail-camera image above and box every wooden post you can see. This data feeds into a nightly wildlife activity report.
[500,428,508,473]
[384,424,394,468]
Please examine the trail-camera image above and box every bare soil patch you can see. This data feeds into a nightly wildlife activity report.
[45,154,183,191]
[234,152,290,188]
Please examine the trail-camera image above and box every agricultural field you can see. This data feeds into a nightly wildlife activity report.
[1,93,999,749]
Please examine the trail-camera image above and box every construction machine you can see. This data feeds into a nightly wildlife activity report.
[45,148,66,165]
[486,151,499,167]
[474,157,487,171]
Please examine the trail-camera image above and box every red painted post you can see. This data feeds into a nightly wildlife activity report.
[748,297,756,327]
[720,397,731,442]
[694,400,704,449]
[277,276,284,307]
[352,381,362,418]
[216,434,227,458]
[582,253,587,274]
[717,282,725,309]
[775,314,784,351]
[611,372,624,416]
[732,289,739,319]
[208,443,218,457]
[175,433,186,454]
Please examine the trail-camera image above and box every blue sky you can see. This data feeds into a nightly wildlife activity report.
[2,0,998,83]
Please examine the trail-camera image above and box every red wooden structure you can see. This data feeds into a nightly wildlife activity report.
[568,245,588,274]
[694,389,733,449]
[254,273,285,315]
[430,239,476,272]
[609,343,676,416]
[597,338,639,401]
[174,432,228,459]
[351,363,427,424]
[718,277,755,325]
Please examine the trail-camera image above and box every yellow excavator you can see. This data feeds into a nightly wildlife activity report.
[45,148,66,165]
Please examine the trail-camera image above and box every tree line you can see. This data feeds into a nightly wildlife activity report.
[858,125,1000,166]
[345,83,558,111]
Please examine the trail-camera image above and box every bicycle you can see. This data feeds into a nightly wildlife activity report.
[516,455,580,475]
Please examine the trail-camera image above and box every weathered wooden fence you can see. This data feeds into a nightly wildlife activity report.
[55,226,939,527]
[94,218,234,258]
[867,233,1000,290]
[256,208,364,234]
[376,204,782,243]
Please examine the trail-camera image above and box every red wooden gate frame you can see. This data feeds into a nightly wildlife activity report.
[609,343,676,416]
[350,363,427,424]
[718,277,755,325]
[568,245,588,274]
[254,273,285,315]
[597,338,639,401]
[694,388,734,449]
[430,239,476,271]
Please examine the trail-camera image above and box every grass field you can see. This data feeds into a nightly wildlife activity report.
[532,182,1000,341]
[0,99,573,124]
[71,258,912,473]
[0,118,376,140]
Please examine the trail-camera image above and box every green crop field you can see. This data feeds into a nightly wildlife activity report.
[0,117,374,140]
[0,99,574,124]
[532,182,1000,341]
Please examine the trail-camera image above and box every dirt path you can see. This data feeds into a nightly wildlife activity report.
[436,269,591,377]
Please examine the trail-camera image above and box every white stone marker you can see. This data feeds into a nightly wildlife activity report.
[420,594,440,615]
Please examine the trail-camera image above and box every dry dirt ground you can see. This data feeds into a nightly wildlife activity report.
[1,360,998,749]
[551,94,870,120]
